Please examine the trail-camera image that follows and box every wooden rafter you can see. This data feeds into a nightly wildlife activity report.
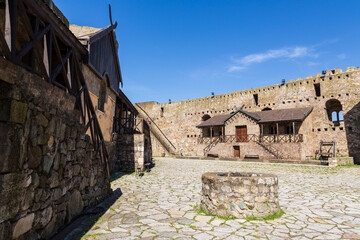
[17,0,48,79]
[0,0,110,179]
[16,23,51,59]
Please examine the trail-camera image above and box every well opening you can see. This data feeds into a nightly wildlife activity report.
[201,172,281,219]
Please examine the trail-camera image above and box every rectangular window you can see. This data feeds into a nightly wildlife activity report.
[314,83,321,97]
[253,94,258,105]
[161,107,164,117]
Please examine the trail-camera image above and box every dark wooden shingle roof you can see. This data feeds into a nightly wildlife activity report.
[251,107,313,123]
[196,107,313,127]
[197,114,232,128]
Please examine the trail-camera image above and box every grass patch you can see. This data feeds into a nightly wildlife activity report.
[150,201,157,203]
[196,207,236,220]
[196,208,207,215]
[81,232,104,239]
[191,203,199,210]
[246,209,285,221]
[263,209,285,220]
[217,215,237,221]
[338,163,360,167]
[245,216,258,221]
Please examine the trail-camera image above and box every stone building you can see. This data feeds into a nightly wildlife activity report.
[137,68,360,164]
[0,0,150,239]
[70,24,152,172]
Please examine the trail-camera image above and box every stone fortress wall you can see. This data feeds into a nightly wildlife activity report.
[137,67,360,163]
[0,58,112,239]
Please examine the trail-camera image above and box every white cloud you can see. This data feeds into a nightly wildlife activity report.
[337,53,346,60]
[228,46,312,72]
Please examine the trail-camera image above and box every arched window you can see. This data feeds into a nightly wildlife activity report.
[339,111,344,121]
[202,114,211,121]
[326,99,343,122]
[262,107,272,111]
[331,112,338,121]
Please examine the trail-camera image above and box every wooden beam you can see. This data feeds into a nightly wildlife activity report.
[22,0,87,55]
[51,31,73,90]
[5,0,17,57]
[292,122,295,140]
[16,23,51,59]
[50,47,73,84]
[0,29,11,59]
[17,0,49,79]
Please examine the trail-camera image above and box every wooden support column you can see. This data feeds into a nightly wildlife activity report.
[210,127,213,138]
[260,124,264,143]
[5,0,17,57]
[124,105,128,127]
[292,122,295,141]
[221,126,224,141]
[276,123,279,143]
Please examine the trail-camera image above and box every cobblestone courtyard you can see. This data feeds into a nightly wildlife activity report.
[68,158,360,240]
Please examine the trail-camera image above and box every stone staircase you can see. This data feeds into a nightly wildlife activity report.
[256,141,283,159]
[203,137,221,156]
[135,104,176,155]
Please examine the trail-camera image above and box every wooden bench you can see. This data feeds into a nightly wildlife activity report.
[244,155,259,159]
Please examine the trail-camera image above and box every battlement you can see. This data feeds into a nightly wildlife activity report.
[137,67,360,108]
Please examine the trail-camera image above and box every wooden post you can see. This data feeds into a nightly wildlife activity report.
[276,123,279,143]
[292,122,295,141]
[5,0,18,56]
[221,126,224,141]
[210,127,213,138]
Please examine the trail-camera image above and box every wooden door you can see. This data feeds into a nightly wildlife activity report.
[236,126,247,142]
[234,146,240,158]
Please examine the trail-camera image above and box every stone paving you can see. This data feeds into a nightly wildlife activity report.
[66,158,360,240]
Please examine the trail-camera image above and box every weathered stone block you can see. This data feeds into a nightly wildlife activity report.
[34,206,53,229]
[48,171,60,188]
[0,173,26,222]
[67,190,84,222]
[0,221,11,240]
[12,213,35,239]
[36,113,48,128]
[9,100,28,124]
[29,146,42,169]
[43,156,54,174]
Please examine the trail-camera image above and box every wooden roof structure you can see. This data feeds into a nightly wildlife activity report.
[197,114,232,128]
[251,107,313,124]
[70,23,123,93]
[197,107,313,128]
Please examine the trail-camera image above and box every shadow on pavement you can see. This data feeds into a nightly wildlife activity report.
[50,188,122,240]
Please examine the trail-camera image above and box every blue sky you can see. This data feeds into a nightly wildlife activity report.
[54,0,360,103]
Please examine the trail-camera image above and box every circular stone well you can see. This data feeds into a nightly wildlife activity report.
[200,172,280,219]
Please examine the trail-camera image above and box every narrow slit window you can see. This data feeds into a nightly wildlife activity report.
[161,107,164,117]
[253,94,258,105]
[314,83,321,97]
